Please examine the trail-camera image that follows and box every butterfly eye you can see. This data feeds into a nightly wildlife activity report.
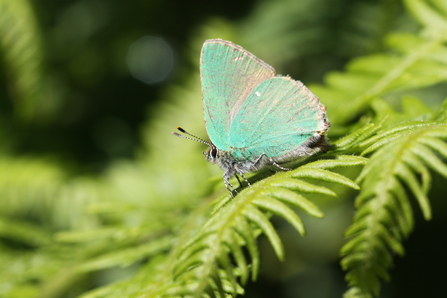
[203,147,218,164]
[210,147,218,158]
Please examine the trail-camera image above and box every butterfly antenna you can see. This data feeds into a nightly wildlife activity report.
[172,127,214,147]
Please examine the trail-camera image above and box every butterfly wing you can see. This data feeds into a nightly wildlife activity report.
[200,39,275,151]
[229,76,329,161]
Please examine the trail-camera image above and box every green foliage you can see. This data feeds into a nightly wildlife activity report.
[164,157,362,297]
[341,122,447,298]
[0,0,58,121]
[1,0,447,298]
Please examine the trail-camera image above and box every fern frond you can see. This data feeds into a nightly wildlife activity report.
[433,97,447,121]
[160,156,364,297]
[0,0,56,121]
[310,8,447,126]
[0,217,53,247]
[0,249,70,298]
[0,157,109,230]
[78,255,173,298]
[75,236,174,273]
[332,122,382,152]
[371,96,434,126]
[405,0,447,34]
[0,157,65,217]
[341,121,447,297]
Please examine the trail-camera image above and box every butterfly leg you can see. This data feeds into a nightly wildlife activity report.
[235,174,244,188]
[270,159,291,171]
[223,173,238,197]
[254,153,291,171]
[237,172,252,188]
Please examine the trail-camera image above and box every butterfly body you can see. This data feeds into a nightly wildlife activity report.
[176,39,330,195]
[204,117,328,192]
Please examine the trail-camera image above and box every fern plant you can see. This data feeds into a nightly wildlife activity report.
[1,0,447,298]
[0,0,57,121]
[341,120,447,298]
[49,1,447,297]
[134,0,447,297]
[77,155,364,298]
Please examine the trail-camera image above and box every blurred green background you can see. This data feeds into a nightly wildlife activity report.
[1,0,447,297]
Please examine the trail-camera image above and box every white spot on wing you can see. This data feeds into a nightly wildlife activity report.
[255,91,261,97]
[231,56,245,61]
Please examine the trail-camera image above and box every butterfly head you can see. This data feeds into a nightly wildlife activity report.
[204,146,219,164]
[172,126,219,161]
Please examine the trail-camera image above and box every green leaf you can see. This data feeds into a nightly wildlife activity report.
[342,121,447,297]
[0,0,57,121]
[405,0,447,33]
[311,29,447,125]
[159,156,360,297]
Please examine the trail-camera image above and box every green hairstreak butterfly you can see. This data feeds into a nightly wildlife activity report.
[174,39,330,195]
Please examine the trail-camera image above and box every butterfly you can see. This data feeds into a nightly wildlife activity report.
[174,39,330,196]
